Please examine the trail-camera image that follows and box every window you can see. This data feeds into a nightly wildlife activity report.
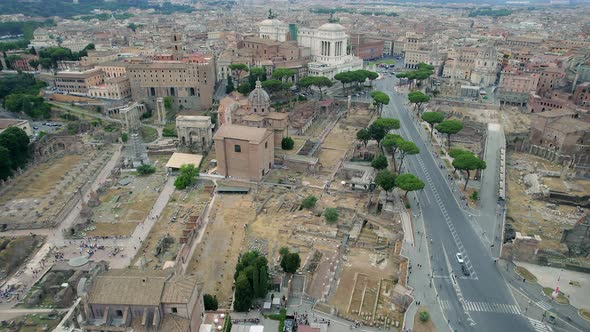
[234,145,241,153]
[265,142,268,149]
[172,307,178,313]
[190,87,195,96]
[115,310,123,317]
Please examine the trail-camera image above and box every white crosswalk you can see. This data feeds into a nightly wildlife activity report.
[463,301,521,315]
[528,318,553,332]
[536,301,553,312]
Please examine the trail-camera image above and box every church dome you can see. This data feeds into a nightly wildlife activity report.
[248,80,271,114]
[318,23,346,32]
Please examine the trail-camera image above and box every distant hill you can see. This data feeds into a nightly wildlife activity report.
[0,0,194,18]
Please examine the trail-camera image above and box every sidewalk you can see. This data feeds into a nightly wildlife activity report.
[401,191,448,331]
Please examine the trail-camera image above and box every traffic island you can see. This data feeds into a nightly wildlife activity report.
[579,308,590,322]
[515,266,538,283]
[543,287,570,305]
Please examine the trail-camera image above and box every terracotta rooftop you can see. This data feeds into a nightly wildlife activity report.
[88,269,170,306]
[161,275,199,304]
[213,124,270,143]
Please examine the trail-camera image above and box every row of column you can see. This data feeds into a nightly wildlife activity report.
[320,41,344,57]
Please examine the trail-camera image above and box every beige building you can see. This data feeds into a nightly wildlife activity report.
[54,68,104,95]
[127,54,215,111]
[81,50,121,66]
[214,124,274,181]
[89,76,132,100]
[96,62,128,78]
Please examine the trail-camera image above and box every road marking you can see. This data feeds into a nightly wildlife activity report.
[536,301,552,312]
[463,301,521,315]
[528,318,553,332]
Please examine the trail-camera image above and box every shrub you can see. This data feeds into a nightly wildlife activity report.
[323,207,339,224]
[470,190,479,201]
[121,132,129,142]
[162,127,176,137]
[419,311,430,322]
[137,164,155,175]
[301,195,317,209]
[281,136,295,150]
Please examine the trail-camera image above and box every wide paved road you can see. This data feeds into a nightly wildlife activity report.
[375,76,535,332]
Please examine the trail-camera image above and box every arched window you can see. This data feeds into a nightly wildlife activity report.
[190,87,195,96]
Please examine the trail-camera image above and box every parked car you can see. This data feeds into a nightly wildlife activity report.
[33,126,39,130]
[456,252,464,264]
[461,264,470,276]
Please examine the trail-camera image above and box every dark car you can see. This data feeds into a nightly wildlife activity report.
[461,264,470,276]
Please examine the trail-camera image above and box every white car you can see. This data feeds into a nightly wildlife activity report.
[456,253,464,264]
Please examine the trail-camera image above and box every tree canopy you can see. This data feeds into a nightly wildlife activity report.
[370,91,390,112]
[279,248,301,274]
[233,251,269,311]
[421,112,444,137]
[229,63,249,82]
[395,173,425,197]
[356,128,371,147]
[371,154,388,170]
[373,117,400,132]
[397,140,420,172]
[203,294,218,311]
[375,169,396,192]
[249,67,266,80]
[383,133,403,170]
[334,69,378,90]
[436,120,464,149]
[408,91,431,112]
[298,76,333,100]
[281,137,294,150]
[368,122,386,145]
[271,68,296,81]
[237,82,253,94]
[0,126,30,180]
[174,164,198,189]
[452,154,486,190]
[448,148,473,159]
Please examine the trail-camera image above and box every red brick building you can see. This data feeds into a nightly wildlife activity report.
[349,33,384,60]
